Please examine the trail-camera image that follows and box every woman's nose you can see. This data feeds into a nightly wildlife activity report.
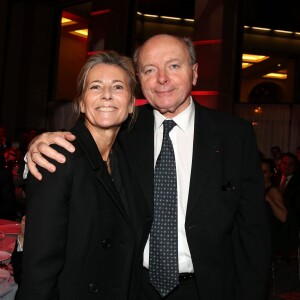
[101,87,112,99]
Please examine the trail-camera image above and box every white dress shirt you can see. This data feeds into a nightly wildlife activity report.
[280,174,293,187]
[143,98,195,273]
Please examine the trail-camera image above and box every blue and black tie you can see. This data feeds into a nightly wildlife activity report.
[149,119,179,297]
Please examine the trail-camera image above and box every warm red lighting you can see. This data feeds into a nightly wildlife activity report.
[191,90,220,96]
[193,39,222,45]
[90,9,111,16]
[62,11,86,24]
[87,51,102,56]
[135,99,148,106]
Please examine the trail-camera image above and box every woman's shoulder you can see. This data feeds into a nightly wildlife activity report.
[50,140,84,161]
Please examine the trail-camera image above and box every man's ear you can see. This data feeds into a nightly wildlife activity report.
[192,63,198,86]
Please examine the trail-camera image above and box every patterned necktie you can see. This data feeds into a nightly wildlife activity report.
[149,119,179,297]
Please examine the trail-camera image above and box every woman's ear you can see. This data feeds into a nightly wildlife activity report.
[128,97,135,114]
[80,101,85,113]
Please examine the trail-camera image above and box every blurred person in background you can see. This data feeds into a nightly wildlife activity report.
[261,158,287,255]
[278,152,300,257]
[0,153,17,220]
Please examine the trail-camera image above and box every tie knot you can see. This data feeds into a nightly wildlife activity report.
[163,120,176,135]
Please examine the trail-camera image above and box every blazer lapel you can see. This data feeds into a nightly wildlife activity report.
[186,104,222,218]
[72,120,129,218]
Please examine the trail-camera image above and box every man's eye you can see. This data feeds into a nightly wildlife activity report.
[144,69,154,75]
[114,85,124,90]
[170,64,180,69]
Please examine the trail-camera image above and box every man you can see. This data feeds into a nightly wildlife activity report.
[278,152,300,256]
[26,34,270,299]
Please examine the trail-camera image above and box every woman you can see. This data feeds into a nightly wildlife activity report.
[16,51,137,299]
[261,158,287,256]
[261,159,287,223]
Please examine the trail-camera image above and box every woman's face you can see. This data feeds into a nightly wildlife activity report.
[80,63,133,132]
[261,162,271,184]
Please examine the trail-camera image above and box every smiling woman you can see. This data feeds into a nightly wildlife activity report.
[71,50,137,162]
[16,51,138,300]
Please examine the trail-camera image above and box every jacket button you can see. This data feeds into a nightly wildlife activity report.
[101,239,111,249]
[89,282,99,294]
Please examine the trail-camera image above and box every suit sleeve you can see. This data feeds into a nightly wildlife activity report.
[16,154,72,300]
[233,124,271,300]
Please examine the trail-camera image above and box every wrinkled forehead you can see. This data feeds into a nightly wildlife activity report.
[138,36,189,65]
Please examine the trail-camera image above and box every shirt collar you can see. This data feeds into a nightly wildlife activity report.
[153,97,195,133]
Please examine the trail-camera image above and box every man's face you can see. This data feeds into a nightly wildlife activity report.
[137,35,198,118]
[280,156,297,176]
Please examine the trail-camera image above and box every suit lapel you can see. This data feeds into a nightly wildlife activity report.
[186,104,222,218]
[119,105,154,214]
[130,106,154,213]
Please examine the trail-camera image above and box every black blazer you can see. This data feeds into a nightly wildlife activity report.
[119,102,271,300]
[16,120,135,300]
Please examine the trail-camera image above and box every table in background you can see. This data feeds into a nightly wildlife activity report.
[0,219,21,299]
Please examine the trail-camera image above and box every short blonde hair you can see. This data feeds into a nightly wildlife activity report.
[74,51,137,126]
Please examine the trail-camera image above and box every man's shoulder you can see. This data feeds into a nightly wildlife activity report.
[194,101,251,129]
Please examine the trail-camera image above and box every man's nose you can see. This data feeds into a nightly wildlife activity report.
[157,70,169,84]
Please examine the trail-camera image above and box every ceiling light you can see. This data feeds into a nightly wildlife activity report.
[70,29,88,38]
[143,14,159,18]
[61,17,76,26]
[252,27,271,32]
[242,54,269,63]
[184,18,194,22]
[160,16,181,20]
[242,62,253,69]
[263,73,287,80]
[61,17,72,24]
[274,29,293,34]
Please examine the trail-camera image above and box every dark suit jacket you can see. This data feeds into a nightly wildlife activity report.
[119,102,271,300]
[0,159,17,220]
[281,171,300,253]
[16,120,135,300]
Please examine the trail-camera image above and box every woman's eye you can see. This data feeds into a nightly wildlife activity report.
[90,84,100,90]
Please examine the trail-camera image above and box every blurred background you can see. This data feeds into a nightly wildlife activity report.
[0,0,299,158]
